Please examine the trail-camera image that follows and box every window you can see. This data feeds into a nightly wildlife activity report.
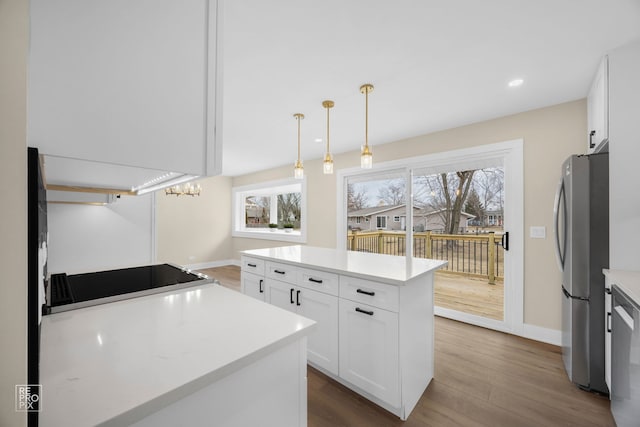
[356,217,362,224]
[376,216,387,229]
[232,178,306,242]
[393,216,401,222]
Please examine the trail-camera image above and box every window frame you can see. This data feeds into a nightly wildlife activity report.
[231,177,307,243]
[376,215,387,229]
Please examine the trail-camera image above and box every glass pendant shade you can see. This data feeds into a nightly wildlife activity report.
[323,153,334,174]
[360,145,373,169]
[294,160,304,179]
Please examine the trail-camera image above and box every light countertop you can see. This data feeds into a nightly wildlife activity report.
[241,245,447,285]
[39,283,315,427]
[604,269,640,305]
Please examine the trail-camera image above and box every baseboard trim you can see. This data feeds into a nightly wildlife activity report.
[184,259,240,270]
[522,323,561,346]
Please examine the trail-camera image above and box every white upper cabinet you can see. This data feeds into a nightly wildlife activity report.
[28,0,222,192]
[587,56,609,154]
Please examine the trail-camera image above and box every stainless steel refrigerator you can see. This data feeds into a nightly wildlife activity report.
[554,152,608,394]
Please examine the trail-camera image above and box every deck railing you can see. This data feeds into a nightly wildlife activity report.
[347,230,504,284]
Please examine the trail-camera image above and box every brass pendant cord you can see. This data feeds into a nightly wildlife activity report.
[364,88,369,149]
[297,115,301,162]
[325,104,331,155]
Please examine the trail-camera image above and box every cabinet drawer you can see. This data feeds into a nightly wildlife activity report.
[299,268,339,296]
[266,261,298,285]
[241,256,265,275]
[340,275,399,312]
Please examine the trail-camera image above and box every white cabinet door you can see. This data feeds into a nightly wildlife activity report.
[298,288,339,375]
[29,0,221,176]
[242,272,265,302]
[339,299,400,407]
[266,279,296,313]
[587,56,609,153]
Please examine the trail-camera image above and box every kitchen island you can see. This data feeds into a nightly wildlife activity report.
[39,283,316,427]
[241,245,447,420]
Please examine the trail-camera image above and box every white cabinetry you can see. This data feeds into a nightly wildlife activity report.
[258,260,340,375]
[241,248,444,421]
[28,0,222,192]
[241,257,266,301]
[338,298,400,406]
[587,56,609,154]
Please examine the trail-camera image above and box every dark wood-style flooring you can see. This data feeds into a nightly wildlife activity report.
[199,265,614,427]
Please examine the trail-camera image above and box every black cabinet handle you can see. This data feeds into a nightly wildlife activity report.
[248,263,257,268]
[274,269,286,275]
[308,277,323,284]
[355,307,374,316]
[290,288,294,304]
[589,130,596,148]
[356,289,375,297]
[607,312,612,333]
[259,279,263,293]
[296,290,301,306]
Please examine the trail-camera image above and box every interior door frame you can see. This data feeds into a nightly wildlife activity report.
[336,139,524,336]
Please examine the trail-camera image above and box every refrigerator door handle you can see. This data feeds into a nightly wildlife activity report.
[553,178,566,271]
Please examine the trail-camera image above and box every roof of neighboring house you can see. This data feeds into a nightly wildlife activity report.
[348,204,475,219]
[347,204,409,217]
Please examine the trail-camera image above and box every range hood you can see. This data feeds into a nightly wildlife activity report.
[42,155,199,204]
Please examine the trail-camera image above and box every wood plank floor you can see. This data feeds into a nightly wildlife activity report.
[200,265,614,427]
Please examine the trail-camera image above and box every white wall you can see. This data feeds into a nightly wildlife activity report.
[47,195,154,274]
[0,0,28,425]
[156,175,233,266]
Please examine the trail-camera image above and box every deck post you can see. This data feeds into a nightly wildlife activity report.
[425,231,432,258]
[488,232,496,285]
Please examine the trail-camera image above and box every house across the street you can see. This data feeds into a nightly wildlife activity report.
[347,204,475,233]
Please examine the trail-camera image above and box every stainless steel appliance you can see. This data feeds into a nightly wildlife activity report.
[554,152,609,394]
[611,285,640,426]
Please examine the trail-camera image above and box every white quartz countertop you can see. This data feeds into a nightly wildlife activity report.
[242,245,447,285]
[604,269,640,305]
[39,283,315,427]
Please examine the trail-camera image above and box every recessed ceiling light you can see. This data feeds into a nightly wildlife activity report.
[314,138,323,143]
[508,78,524,88]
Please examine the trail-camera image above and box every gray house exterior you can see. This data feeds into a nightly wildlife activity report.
[347,204,475,233]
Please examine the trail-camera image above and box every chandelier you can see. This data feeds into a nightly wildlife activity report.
[165,182,201,196]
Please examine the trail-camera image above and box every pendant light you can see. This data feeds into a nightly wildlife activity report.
[322,100,334,174]
[360,83,374,169]
[293,113,304,179]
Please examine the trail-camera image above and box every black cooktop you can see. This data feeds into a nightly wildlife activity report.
[47,263,212,313]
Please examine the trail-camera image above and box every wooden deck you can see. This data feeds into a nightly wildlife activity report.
[435,272,504,320]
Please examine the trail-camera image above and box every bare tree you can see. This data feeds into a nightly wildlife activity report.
[347,183,369,211]
[414,170,475,234]
[377,179,405,206]
[277,192,301,225]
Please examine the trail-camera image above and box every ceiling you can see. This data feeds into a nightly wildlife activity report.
[220,0,640,176]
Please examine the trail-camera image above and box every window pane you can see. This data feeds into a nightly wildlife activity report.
[277,192,301,229]
[245,196,270,229]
